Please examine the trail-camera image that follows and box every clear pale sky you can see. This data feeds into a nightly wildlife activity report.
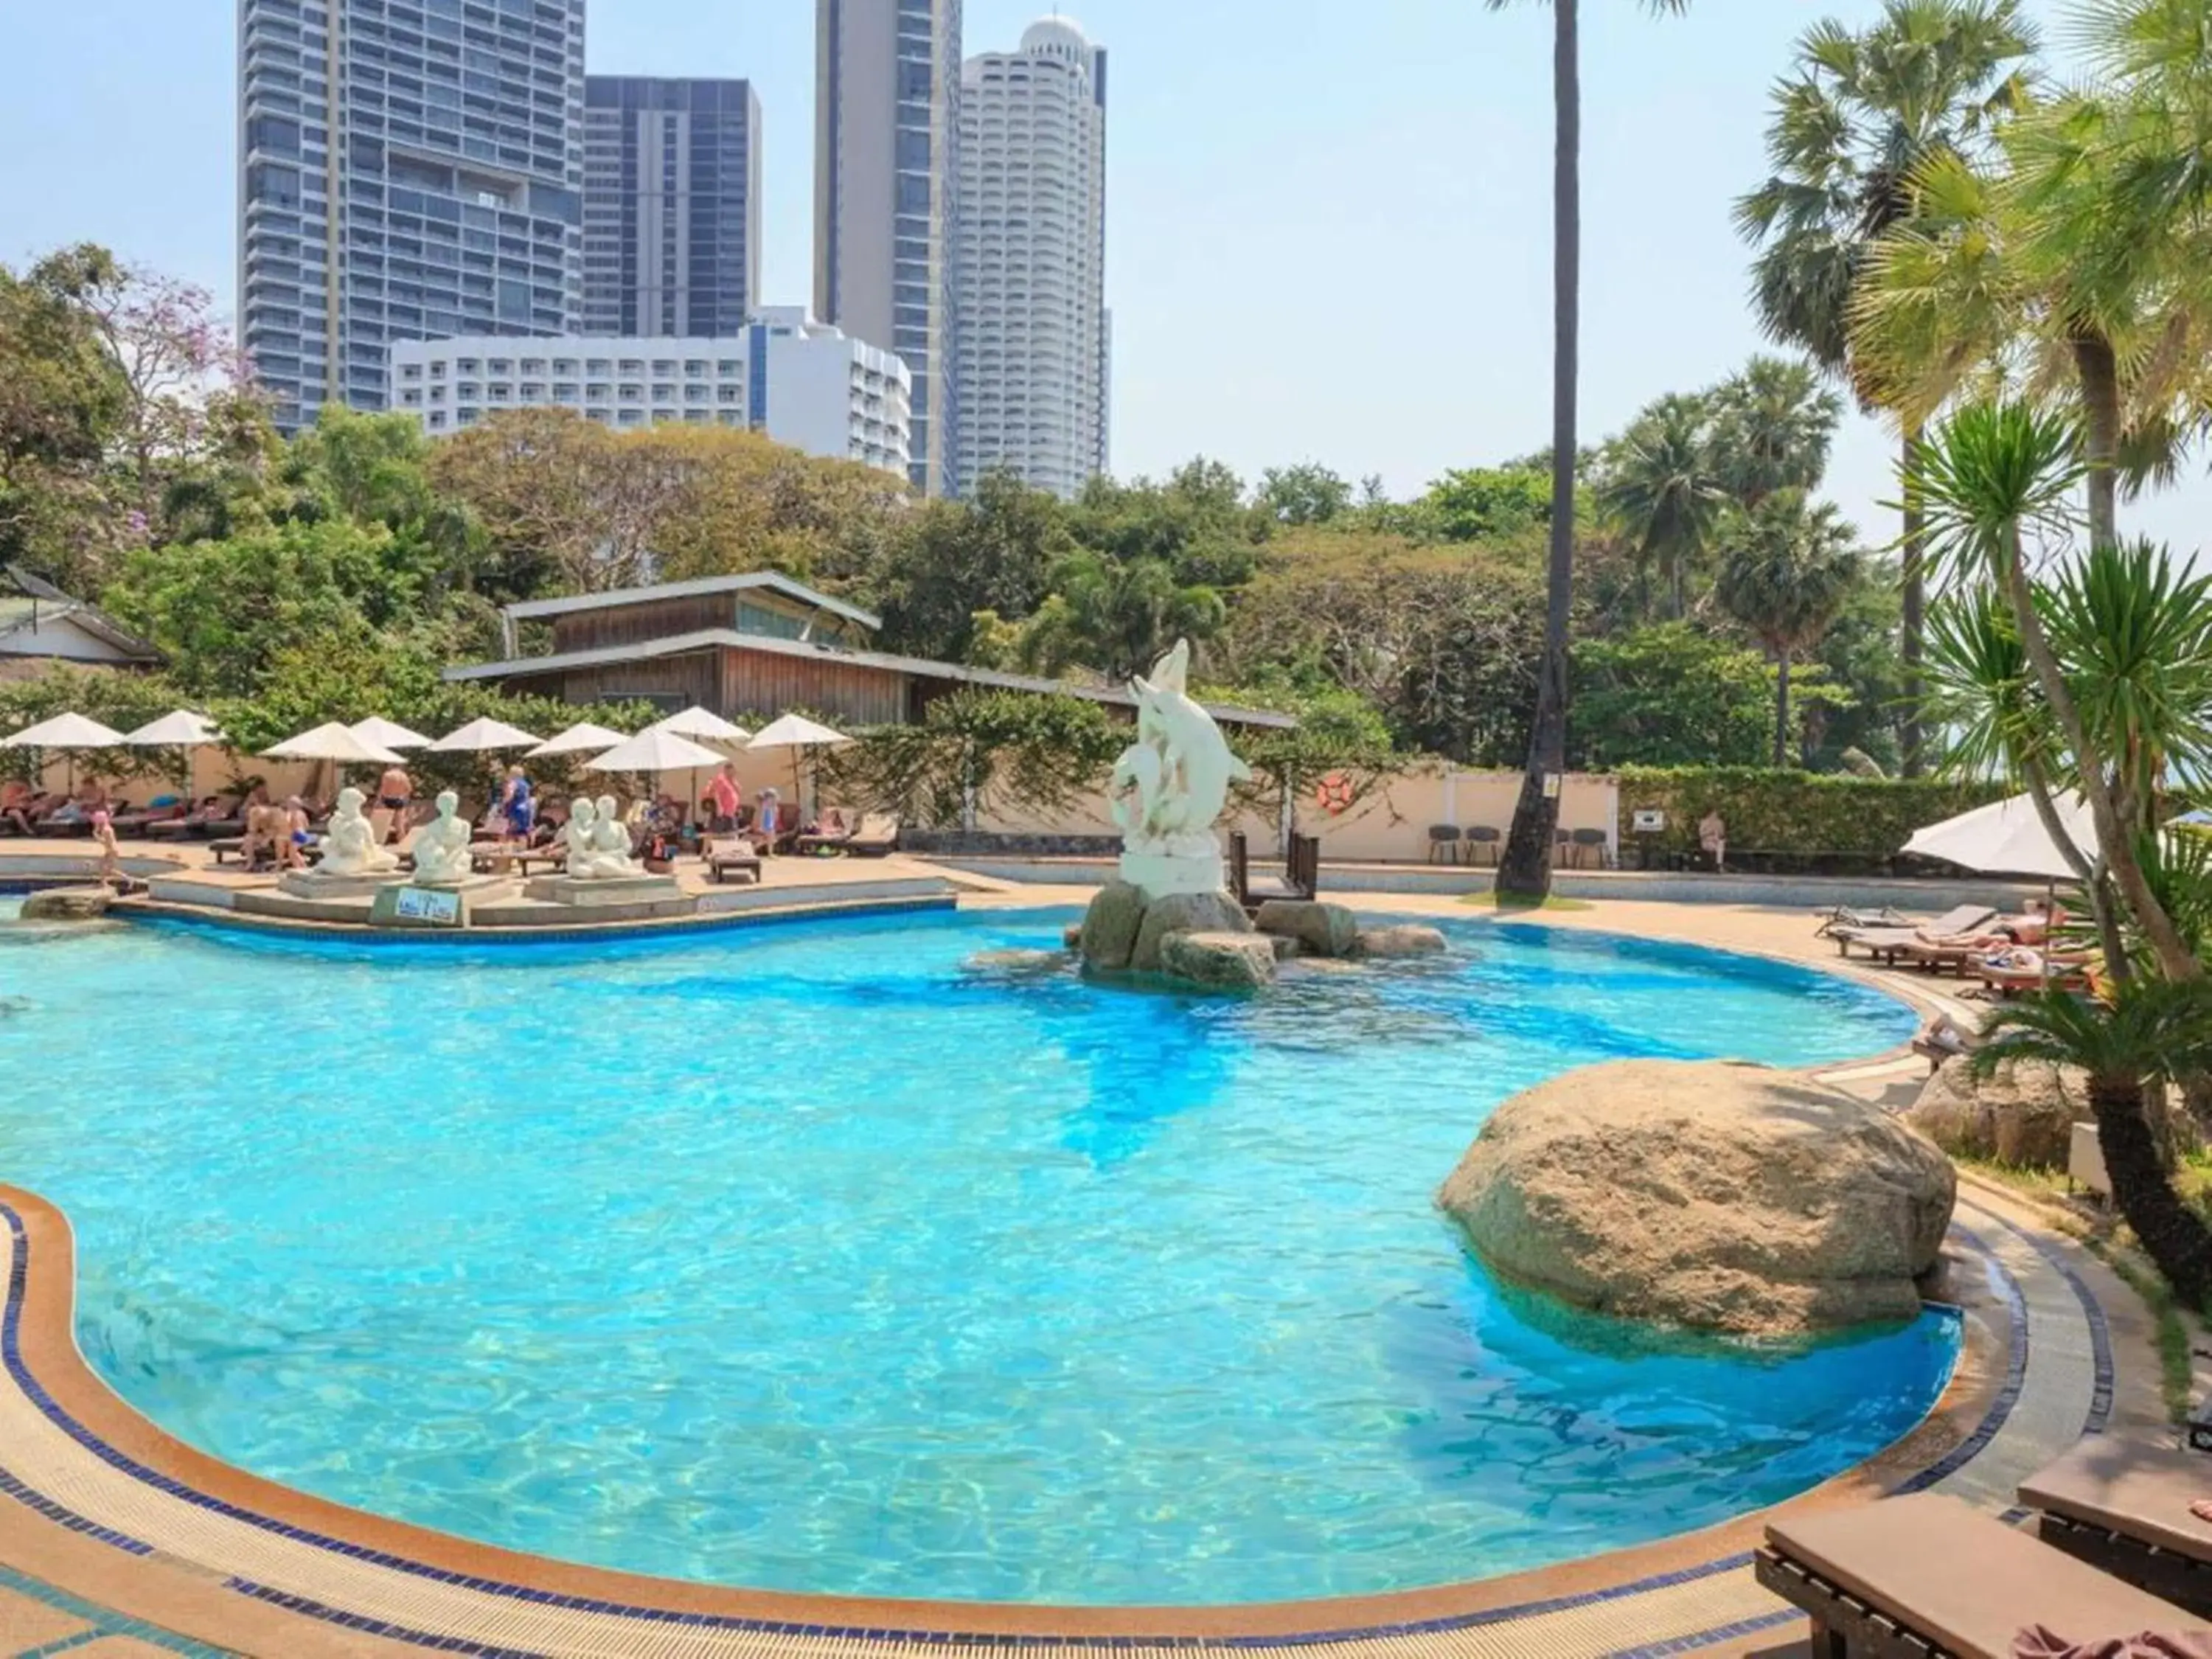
[2,0,2205,551]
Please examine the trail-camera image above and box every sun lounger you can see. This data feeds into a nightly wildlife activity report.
[1834,905,1999,961]
[1899,936,1987,975]
[1975,950,2095,997]
[842,813,900,858]
[1757,1491,2205,1656]
[707,839,762,885]
[1817,903,1913,939]
[2022,1439,2212,1618]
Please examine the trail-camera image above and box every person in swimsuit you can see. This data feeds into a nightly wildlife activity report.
[375,763,412,842]
[90,809,123,890]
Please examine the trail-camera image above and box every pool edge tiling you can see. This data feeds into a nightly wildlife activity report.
[0,1178,2129,1659]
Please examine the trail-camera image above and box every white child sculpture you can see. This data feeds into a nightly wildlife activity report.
[319,786,397,877]
[408,790,476,886]
[557,796,599,874]
[578,793,641,879]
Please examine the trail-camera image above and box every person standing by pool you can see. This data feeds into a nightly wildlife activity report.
[496,765,535,846]
[704,763,742,834]
[754,785,781,853]
[1699,809,1728,874]
[90,809,123,890]
[376,761,412,844]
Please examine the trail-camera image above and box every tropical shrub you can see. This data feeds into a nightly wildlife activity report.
[1616,765,2007,858]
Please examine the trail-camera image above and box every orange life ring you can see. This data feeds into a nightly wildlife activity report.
[1314,772,1355,815]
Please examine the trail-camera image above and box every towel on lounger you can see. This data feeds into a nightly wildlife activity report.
[2015,1627,2212,1658]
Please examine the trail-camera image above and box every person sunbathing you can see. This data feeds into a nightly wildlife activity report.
[0,781,41,836]
[42,782,108,829]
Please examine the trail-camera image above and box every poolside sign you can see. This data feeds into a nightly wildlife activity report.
[369,884,467,928]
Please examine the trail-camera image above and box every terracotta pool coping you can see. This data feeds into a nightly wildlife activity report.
[0,1181,2020,1649]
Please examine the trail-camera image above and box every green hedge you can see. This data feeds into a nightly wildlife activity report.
[1615,766,2008,859]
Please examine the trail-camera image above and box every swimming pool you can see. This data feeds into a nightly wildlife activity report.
[0,903,1954,1605]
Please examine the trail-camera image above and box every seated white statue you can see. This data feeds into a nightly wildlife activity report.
[555,796,597,867]
[408,790,476,886]
[317,786,397,877]
[572,792,641,880]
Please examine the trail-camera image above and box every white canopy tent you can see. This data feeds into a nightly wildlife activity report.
[351,717,432,751]
[123,710,225,807]
[3,712,126,796]
[1901,791,2099,881]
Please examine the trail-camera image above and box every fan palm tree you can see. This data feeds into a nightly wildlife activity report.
[1857,0,2212,552]
[1735,0,2037,776]
[1595,392,1725,619]
[1974,979,2212,1306]
[1713,491,1862,766]
[1486,0,1691,904]
[1707,356,1846,509]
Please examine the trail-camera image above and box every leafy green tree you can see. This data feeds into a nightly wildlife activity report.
[821,689,1125,828]
[872,471,1072,661]
[0,245,130,589]
[1418,465,1555,543]
[1255,462,1353,526]
[1068,459,1265,591]
[1714,491,1862,765]
[1595,393,1725,619]
[1482,0,1692,904]
[1572,623,1783,766]
[1017,551,1225,681]
[1736,0,2037,773]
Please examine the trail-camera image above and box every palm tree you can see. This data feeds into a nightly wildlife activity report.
[1912,400,2199,981]
[1595,392,1725,619]
[1706,355,1845,509]
[1974,979,2212,1307]
[1713,491,1861,766]
[1486,0,1691,905]
[1735,0,2037,776]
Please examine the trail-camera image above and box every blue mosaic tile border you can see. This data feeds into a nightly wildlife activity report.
[1978,1203,2117,1437]
[1892,1222,2031,1495]
[0,1204,2039,1655]
[1603,1604,1802,1659]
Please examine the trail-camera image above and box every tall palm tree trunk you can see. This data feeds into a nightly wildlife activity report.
[1773,651,1792,769]
[1498,0,1579,905]
[2072,331,2121,551]
[1899,423,1924,776]
[2091,1077,2212,1307]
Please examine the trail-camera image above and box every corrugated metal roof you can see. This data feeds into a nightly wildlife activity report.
[0,567,161,662]
[504,571,883,633]
[444,627,1300,730]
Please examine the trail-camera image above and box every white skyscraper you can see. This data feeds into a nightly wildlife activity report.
[953,17,1108,501]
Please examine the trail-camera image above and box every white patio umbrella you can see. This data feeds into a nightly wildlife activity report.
[748,713,851,820]
[3,712,125,796]
[123,710,224,809]
[647,705,753,745]
[586,728,728,774]
[527,720,631,759]
[351,716,431,751]
[428,716,543,753]
[263,721,407,804]
[1901,791,2099,881]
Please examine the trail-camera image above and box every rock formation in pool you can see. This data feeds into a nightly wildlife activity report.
[1438,1059,1955,1337]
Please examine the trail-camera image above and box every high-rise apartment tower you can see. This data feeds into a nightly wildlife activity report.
[582,77,762,338]
[813,0,962,495]
[237,0,587,431]
[954,17,1108,499]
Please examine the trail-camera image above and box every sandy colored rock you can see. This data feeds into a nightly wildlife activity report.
[1254,899,1360,959]
[1077,880,1147,970]
[1129,889,1251,973]
[1158,930,1276,990]
[1439,1059,1955,1336]
[1907,1054,2083,1171]
[1354,923,1447,959]
[19,887,111,922]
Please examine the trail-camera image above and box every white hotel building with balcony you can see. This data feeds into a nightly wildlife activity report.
[386,307,913,477]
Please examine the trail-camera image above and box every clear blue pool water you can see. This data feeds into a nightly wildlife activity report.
[0,901,1955,1605]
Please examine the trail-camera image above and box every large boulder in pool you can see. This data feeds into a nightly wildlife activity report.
[1158,929,1276,991]
[1439,1059,1955,1337]
[1078,880,1148,970]
[20,886,111,922]
[1253,899,1359,959]
[1127,889,1251,974]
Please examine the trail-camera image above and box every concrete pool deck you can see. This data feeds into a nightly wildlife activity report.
[0,882,2170,1655]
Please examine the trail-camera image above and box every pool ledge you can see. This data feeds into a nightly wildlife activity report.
[0,1177,2150,1658]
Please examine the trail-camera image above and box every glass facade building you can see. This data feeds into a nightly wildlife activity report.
[582,77,762,339]
[814,0,962,496]
[238,0,587,431]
